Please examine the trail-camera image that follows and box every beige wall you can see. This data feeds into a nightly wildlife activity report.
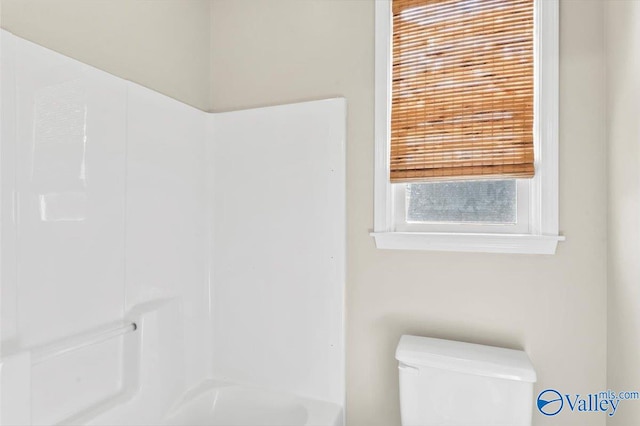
[606,1,640,425]
[211,1,607,425]
[0,0,212,110]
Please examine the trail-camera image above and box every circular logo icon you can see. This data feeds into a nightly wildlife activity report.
[537,389,563,416]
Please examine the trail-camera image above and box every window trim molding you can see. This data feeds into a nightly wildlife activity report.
[371,0,564,254]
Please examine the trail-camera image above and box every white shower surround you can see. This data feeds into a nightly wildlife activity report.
[0,30,345,426]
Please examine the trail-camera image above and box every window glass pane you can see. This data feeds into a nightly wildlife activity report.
[406,180,517,224]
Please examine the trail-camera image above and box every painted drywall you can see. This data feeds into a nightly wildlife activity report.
[211,1,607,426]
[606,1,640,425]
[0,0,211,111]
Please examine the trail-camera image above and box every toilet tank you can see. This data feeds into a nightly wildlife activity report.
[396,335,536,426]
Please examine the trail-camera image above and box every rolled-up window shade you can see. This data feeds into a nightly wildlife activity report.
[390,0,534,182]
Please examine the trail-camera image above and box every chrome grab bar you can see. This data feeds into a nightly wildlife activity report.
[31,322,137,365]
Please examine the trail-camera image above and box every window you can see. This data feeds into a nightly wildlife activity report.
[372,0,563,254]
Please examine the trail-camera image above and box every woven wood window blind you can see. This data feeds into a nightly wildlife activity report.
[390,0,534,182]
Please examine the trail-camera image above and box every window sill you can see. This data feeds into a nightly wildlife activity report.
[370,232,565,255]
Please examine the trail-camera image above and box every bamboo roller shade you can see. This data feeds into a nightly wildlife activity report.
[390,0,535,182]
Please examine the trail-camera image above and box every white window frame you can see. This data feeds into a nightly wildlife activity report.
[371,0,564,255]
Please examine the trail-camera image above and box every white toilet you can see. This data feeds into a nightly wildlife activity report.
[396,335,537,426]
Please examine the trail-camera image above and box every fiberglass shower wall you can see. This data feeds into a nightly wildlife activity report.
[0,30,210,425]
[209,100,346,406]
[1,28,345,426]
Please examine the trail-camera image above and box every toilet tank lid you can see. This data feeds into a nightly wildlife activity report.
[395,335,537,383]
